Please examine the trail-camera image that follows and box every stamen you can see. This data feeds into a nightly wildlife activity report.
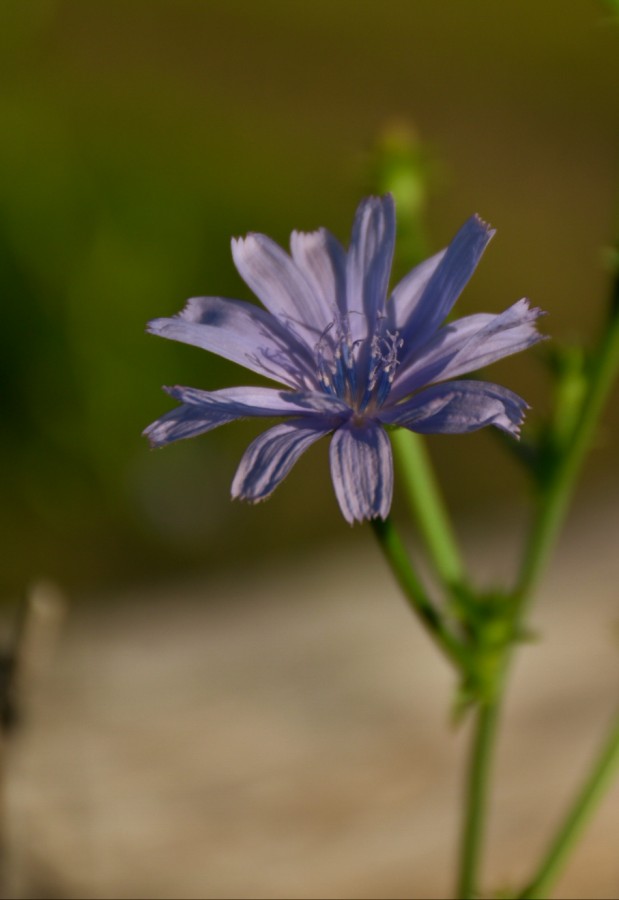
[315,316,359,404]
[359,326,402,412]
[314,316,401,412]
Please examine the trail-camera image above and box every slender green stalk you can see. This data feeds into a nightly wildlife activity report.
[517,303,619,601]
[518,708,619,900]
[456,265,619,900]
[391,428,466,592]
[371,517,469,671]
[457,700,501,899]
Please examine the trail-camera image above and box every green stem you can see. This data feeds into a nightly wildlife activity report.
[518,708,619,900]
[517,301,619,601]
[391,428,466,592]
[456,265,619,899]
[458,700,501,899]
[370,517,469,671]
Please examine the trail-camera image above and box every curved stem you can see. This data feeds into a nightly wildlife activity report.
[519,708,619,899]
[370,517,469,671]
[391,429,466,593]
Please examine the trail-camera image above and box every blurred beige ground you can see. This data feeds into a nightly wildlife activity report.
[3,489,619,899]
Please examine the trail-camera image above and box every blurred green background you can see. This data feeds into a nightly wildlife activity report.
[1,0,618,597]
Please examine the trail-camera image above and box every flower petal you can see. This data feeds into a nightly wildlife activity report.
[231,419,332,503]
[290,227,347,322]
[346,195,396,339]
[398,215,495,354]
[231,232,326,341]
[144,385,348,448]
[147,296,316,389]
[432,299,546,381]
[329,421,393,524]
[380,380,528,436]
[388,248,446,329]
[166,384,350,417]
[391,299,545,400]
[143,402,237,448]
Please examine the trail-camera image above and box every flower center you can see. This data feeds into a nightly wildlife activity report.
[314,316,402,414]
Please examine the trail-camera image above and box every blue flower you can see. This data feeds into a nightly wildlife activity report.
[144,196,545,524]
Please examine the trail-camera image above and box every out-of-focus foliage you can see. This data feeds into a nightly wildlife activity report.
[1,0,618,596]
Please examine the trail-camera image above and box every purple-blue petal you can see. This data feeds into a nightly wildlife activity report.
[432,299,546,381]
[147,296,316,389]
[143,403,237,448]
[231,419,333,503]
[166,384,350,417]
[231,232,326,342]
[144,384,348,448]
[346,195,396,339]
[391,299,545,400]
[397,215,495,356]
[380,379,528,436]
[290,227,348,323]
[388,248,446,331]
[329,421,393,524]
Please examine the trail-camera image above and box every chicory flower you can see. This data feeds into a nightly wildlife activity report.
[144,196,544,523]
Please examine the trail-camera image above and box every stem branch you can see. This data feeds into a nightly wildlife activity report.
[519,709,619,899]
[517,304,619,601]
[371,517,469,671]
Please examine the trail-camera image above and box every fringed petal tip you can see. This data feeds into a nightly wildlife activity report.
[146,297,230,333]
[230,234,249,256]
[516,397,532,430]
[506,415,525,441]
[145,317,166,336]
[145,305,191,336]
[495,398,529,439]
[146,299,205,331]
[344,509,389,528]
[142,421,165,448]
[472,213,496,239]
[516,297,548,321]
[355,192,394,210]
[143,405,185,447]
[508,297,550,350]
[230,489,268,505]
